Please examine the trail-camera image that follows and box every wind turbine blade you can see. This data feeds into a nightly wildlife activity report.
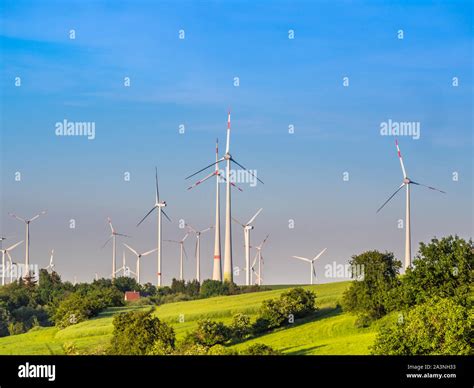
[115,233,131,238]
[142,248,158,256]
[6,241,23,251]
[230,158,264,184]
[226,111,231,154]
[376,183,405,213]
[200,227,212,234]
[313,264,317,277]
[185,158,225,180]
[259,234,270,249]
[395,139,407,179]
[185,223,197,233]
[6,251,13,265]
[162,210,172,223]
[187,171,216,190]
[123,243,139,257]
[107,217,115,233]
[8,213,25,223]
[218,173,244,192]
[182,233,189,242]
[137,206,157,227]
[164,239,180,244]
[155,167,160,203]
[292,256,312,263]
[410,181,446,194]
[101,236,113,249]
[251,252,258,268]
[183,246,189,260]
[232,217,245,227]
[312,248,327,261]
[246,208,263,225]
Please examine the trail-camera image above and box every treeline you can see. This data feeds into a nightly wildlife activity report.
[341,235,473,355]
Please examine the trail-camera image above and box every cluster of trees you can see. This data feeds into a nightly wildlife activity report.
[109,287,316,355]
[341,235,473,355]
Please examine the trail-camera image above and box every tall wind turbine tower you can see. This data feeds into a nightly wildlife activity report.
[213,139,222,281]
[377,140,445,269]
[102,218,129,280]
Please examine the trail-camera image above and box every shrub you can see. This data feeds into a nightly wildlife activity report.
[279,288,316,318]
[229,313,252,340]
[109,309,175,355]
[52,293,97,328]
[191,319,231,347]
[200,280,230,298]
[244,343,281,355]
[371,297,472,355]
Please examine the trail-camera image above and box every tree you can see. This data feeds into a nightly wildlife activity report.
[342,250,401,322]
[229,313,252,340]
[244,343,281,355]
[113,276,140,293]
[371,297,472,355]
[200,280,230,298]
[191,319,231,347]
[395,236,473,309]
[279,288,316,318]
[109,309,175,355]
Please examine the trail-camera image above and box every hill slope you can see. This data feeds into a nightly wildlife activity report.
[0,281,383,355]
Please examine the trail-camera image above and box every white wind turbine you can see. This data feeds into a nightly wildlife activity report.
[164,233,189,281]
[186,112,263,283]
[1,241,23,286]
[186,139,243,282]
[251,234,269,286]
[292,248,327,285]
[123,244,157,284]
[114,251,136,278]
[102,217,130,280]
[137,167,171,286]
[377,140,445,270]
[233,208,263,285]
[44,249,55,273]
[186,224,212,282]
[9,211,46,279]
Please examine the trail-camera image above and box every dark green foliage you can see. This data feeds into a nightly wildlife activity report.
[200,280,231,298]
[0,306,10,337]
[170,279,186,294]
[112,276,141,293]
[371,297,472,355]
[244,343,281,355]
[229,313,252,340]
[342,250,401,321]
[109,309,175,355]
[191,319,232,347]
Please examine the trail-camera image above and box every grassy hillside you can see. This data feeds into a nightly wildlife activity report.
[0,281,385,355]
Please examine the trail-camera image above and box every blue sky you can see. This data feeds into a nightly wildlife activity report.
[0,0,472,284]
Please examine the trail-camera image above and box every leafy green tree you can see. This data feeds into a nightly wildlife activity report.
[342,250,401,321]
[113,276,140,293]
[395,236,473,309]
[279,288,316,318]
[170,279,186,294]
[191,319,231,347]
[200,280,230,298]
[244,343,281,355]
[0,306,11,337]
[109,309,175,355]
[371,297,472,355]
[229,313,252,340]
[185,280,200,297]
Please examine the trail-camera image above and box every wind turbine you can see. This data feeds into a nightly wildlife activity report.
[377,140,445,270]
[1,241,23,286]
[251,234,269,285]
[9,211,46,279]
[164,233,189,281]
[114,251,136,278]
[233,208,263,285]
[186,224,212,282]
[123,244,157,284]
[292,248,327,285]
[137,167,171,287]
[102,217,130,280]
[186,139,243,282]
[185,112,263,283]
[44,249,55,273]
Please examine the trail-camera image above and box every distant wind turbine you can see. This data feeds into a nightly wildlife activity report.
[114,251,136,278]
[137,167,171,286]
[102,217,130,280]
[186,112,263,283]
[377,140,445,269]
[165,233,189,281]
[186,224,212,282]
[9,211,46,279]
[292,248,327,285]
[1,241,23,286]
[44,249,55,273]
[251,234,269,286]
[123,243,157,284]
[233,208,263,285]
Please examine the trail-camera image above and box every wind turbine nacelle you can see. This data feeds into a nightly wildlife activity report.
[224,153,231,160]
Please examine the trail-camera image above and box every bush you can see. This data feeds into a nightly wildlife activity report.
[371,297,472,355]
[258,299,286,329]
[342,250,401,322]
[109,309,175,355]
[279,288,316,318]
[229,313,252,340]
[191,319,231,347]
[244,343,281,355]
[52,293,98,328]
[200,280,230,298]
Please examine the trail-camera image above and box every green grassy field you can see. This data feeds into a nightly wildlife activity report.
[0,281,387,355]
